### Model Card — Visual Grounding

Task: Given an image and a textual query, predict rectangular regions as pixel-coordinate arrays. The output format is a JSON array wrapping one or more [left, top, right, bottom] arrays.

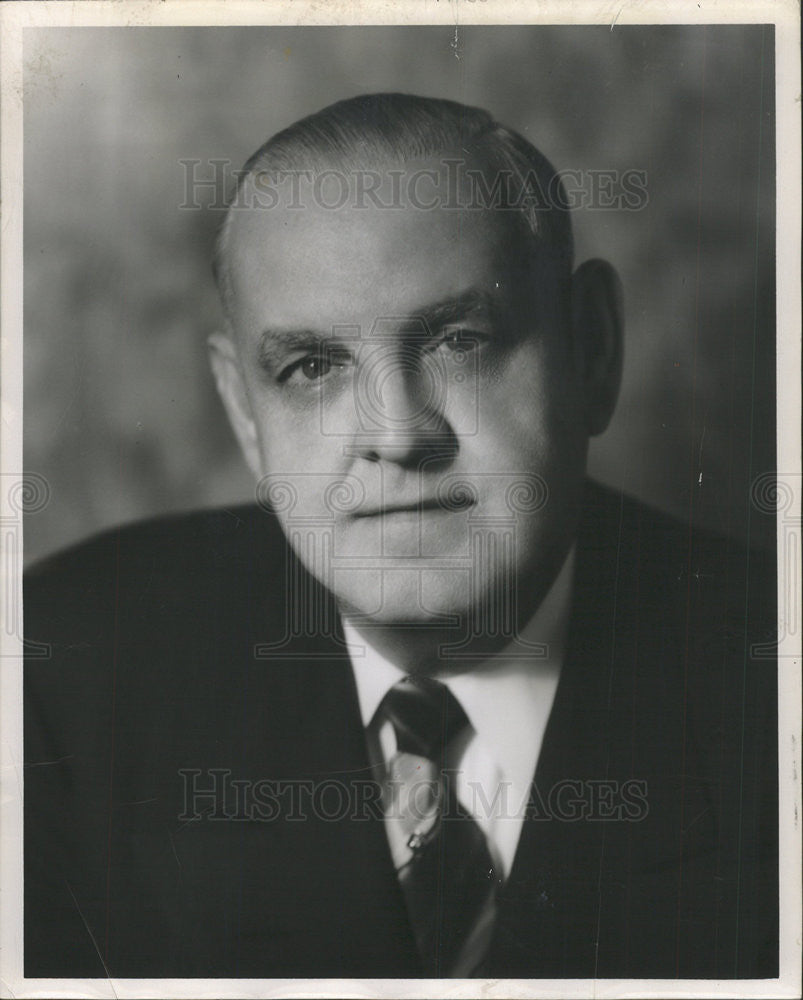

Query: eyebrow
[[407, 287, 501, 334], [256, 287, 502, 371], [257, 329, 326, 371]]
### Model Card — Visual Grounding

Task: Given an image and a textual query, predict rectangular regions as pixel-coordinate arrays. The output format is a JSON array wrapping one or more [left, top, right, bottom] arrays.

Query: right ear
[[207, 329, 263, 480]]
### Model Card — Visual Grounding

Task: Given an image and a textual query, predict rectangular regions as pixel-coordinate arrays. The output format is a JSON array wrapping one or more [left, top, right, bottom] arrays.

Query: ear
[[208, 329, 263, 479], [569, 258, 624, 437]]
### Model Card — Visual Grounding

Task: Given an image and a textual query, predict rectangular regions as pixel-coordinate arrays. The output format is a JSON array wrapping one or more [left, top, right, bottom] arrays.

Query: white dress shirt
[[345, 546, 575, 880]]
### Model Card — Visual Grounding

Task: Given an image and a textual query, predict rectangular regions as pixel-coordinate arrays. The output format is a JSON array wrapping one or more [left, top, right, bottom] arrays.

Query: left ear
[[569, 258, 624, 436]]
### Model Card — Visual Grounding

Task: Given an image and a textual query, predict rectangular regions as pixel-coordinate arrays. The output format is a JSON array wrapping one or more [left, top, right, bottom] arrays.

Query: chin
[[330, 566, 476, 627]]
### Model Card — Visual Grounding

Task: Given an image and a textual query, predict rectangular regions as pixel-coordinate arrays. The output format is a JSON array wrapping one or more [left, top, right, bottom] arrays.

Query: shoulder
[[25, 502, 283, 586], [582, 479, 777, 775], [580, 478, 775, 621], [579, 478, 776, 728], [23, 505, 317, 815], [25, 504, 286, 630], [24, 504, 293, 743]]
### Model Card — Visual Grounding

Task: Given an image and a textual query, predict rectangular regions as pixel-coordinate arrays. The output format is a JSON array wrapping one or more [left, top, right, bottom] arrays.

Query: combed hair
[[213, 92, 573, 315]]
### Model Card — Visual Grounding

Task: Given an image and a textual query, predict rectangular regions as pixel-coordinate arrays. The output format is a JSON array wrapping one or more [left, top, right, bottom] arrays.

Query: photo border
[[1, 2, 799, 997]]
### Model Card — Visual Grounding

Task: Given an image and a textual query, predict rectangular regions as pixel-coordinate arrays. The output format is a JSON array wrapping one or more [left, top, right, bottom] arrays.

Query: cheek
[[248, 395, 358, 527], [248, 391, 326, 472], [474, 343, 570, 457], [462, 342, 587, 520]]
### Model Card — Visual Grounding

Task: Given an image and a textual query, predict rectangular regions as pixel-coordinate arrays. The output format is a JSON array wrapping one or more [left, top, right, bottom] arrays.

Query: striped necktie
[[378, 675, 499, 976]]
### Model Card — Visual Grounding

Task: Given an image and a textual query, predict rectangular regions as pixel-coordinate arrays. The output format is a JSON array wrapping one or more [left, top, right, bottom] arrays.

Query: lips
[[353, 497, 473, 518]]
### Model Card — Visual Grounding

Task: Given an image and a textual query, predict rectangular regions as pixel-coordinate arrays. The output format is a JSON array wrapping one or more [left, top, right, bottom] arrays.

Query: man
[[24, 93, 777, 980]]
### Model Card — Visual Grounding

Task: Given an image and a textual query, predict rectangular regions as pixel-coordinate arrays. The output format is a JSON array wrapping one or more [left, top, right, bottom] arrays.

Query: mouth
[[353, 497, 474, 518]]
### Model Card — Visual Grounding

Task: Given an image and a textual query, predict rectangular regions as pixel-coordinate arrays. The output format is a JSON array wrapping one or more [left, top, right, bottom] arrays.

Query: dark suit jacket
[[24, 480, 778, 979]]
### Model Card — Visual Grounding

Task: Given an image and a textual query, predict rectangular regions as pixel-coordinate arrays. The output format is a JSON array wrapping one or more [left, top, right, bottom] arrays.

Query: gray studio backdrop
[[23, 25, 775, 565]]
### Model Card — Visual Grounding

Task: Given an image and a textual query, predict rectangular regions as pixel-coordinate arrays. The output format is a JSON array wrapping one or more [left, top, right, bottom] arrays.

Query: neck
[[340, 622, 502, 676]]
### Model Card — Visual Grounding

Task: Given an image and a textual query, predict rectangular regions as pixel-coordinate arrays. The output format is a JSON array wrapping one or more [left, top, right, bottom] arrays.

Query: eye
[[298, 354, 331, 380], [436, 327, 489, 353], [281, 346, 353, 384]]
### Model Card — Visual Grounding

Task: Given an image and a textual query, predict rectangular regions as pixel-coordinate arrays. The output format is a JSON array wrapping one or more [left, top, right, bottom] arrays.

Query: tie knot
[[379, 675, 470, 761]]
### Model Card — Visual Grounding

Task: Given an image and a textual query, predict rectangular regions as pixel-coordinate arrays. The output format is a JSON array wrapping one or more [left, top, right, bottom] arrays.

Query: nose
[[354, 345, 457, 468]]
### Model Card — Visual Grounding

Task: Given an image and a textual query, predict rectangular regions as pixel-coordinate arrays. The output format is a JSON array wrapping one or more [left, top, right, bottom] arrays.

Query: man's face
[[216, 158, 591, 639]]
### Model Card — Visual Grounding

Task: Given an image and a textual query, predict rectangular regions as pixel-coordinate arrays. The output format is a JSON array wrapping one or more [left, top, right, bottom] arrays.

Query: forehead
[[225, 158, 533, 336]]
